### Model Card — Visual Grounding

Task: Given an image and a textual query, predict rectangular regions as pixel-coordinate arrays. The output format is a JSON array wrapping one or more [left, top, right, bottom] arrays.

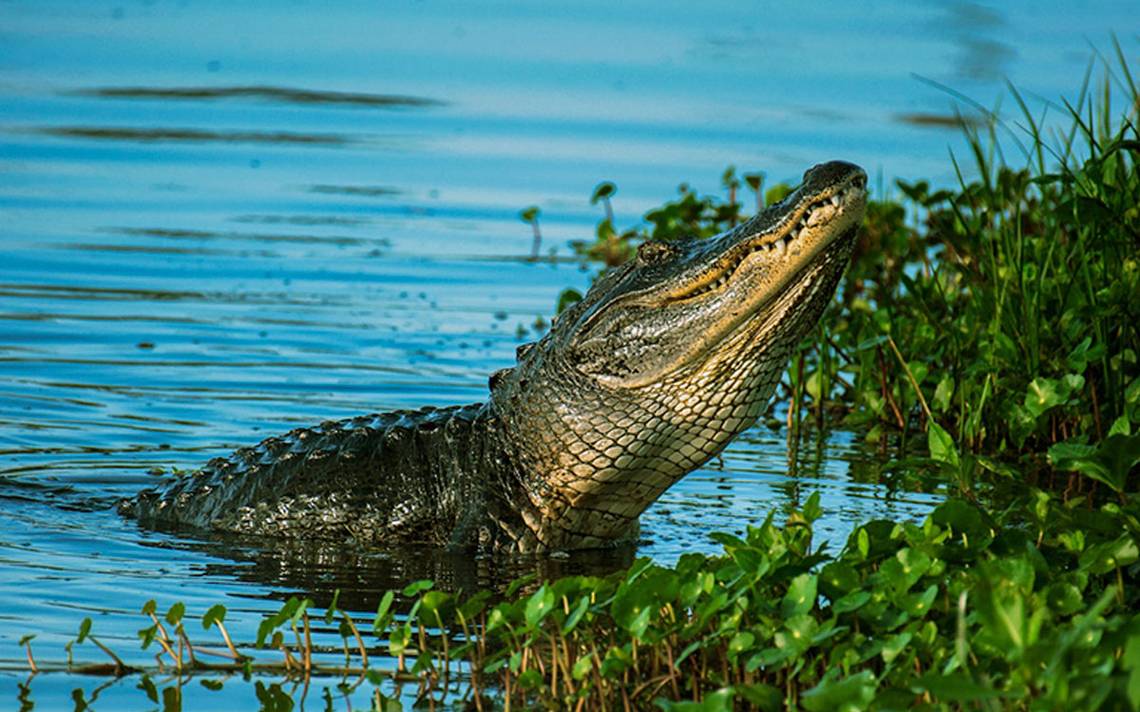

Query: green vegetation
[[37, 491, 1140, 710], [24, 49, 1140, 710]]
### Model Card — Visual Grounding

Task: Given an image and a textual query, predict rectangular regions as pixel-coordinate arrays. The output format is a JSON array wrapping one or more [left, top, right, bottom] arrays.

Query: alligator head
[[490, 160, 867, 551]]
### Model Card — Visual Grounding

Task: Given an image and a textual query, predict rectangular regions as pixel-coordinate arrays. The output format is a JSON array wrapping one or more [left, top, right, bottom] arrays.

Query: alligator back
[[124, 403, 495, 546]]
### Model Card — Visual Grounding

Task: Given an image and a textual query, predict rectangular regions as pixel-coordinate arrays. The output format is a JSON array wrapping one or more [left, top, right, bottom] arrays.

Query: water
[[0, 1, 1130, 707]]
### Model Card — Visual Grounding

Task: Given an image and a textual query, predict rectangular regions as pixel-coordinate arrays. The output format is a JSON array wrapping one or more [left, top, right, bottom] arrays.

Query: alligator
[[123, 160, 867, 553]]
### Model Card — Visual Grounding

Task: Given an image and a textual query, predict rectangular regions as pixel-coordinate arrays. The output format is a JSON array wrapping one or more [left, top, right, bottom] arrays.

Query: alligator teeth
[[829, 194, 841, 206], [773, 238, 787, 258]]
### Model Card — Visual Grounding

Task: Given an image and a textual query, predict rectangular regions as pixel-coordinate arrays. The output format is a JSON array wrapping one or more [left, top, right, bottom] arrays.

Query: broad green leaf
[[571, 653, 594, 680], [563, 596, 590, 634], [524, 585, 555, 629], [165, 602, 185, 626], [932, 375, 954, 412], [201, 604, 226, 630], [402, 579, 434, 597], [801, 670, 877, 712], [928, 421, 960, 468], [833, 590, 871, 613], [781, 573, 818, 617], [912, 672, 1001, 701], [881, 632, 913, 664]]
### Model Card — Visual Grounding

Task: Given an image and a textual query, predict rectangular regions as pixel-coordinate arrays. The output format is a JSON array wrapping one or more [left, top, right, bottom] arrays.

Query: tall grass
[[783, 43, 1140, 498]]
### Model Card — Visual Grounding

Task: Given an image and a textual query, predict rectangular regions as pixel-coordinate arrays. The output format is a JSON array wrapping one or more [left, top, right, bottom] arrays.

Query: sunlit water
[[0, 1, 1131, 708]]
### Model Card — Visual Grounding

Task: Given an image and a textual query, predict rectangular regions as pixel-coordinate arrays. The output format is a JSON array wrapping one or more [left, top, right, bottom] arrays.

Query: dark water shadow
[[307, 184, 401, 198], [35, 126, 355, 146], [894, 112, 983, 129], [104, 226, 391, 248], [133, 520, 637, 613], [935, 2, 1017, 82], [231, 214, 372, 226], [71, 85, 446, 110]]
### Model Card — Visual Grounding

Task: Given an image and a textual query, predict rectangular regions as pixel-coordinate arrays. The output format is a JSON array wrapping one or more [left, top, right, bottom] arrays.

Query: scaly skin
[[124, 160, 868, 553]]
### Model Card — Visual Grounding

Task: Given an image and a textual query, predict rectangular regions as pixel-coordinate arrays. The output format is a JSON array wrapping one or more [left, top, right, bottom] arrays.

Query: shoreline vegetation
[[20, 48, 1140, 710]]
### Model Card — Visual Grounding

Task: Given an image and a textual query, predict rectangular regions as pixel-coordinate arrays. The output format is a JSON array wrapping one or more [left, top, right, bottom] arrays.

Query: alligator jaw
[[664, 166, 866, 303], [573, 161, 867, 390]]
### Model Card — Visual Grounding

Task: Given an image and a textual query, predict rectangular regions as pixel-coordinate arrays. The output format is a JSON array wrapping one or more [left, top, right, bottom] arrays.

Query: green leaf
[[563, 596, 590, 634], [881, 632, 913, 663], [856, 528, 870, 558], [373, 590, 395, 635], [139, 675, 159, 702], [505, 573, 536, 598], [418, 590, 452, 625], [202, 604, 226, 630], [801, 670, 877, 711], [912, 672, 1001, 701], [519, 206, 540, 222], [402, 579, 434, 597], [1044, 582, 1084, 616], [517, 668, 543, 690], [524, 585, 555, 629], [1078, 534, 1140, 574], [388, 622, 411, 656], [803, 491, 823, 522], [590, 181, 616, 204], [781, 573, 818, 617], [727, 631, 756, 660], [764, 183, 793, 207], [1123, 635, 1140, 709], [928, 421, 960, 468], [832, 590, 871, 613], [77, 617, 92, 644], [571, 653, 594, 681], [1024, 375, 1083, 418], [819, 562, 860, 598], [931, 375, 954, 412], [880, 548, 933, 593], [323, 589, 341, 624], [899, 584, 938, 616], [735, 682, 781, 711], [556, 288, 583, 314], [656, 688, 735, 711], [1049, 432, 1140, 493], [165, 602, 185, 626]]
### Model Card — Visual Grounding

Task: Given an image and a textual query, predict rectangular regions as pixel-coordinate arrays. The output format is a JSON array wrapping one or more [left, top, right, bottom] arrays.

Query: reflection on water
[[0, 0, 1129, 706], [306, 184, 401, 197], [940, 2, 1017, 81], [74, 85, 446, 109], [37, 126, 356, 145]]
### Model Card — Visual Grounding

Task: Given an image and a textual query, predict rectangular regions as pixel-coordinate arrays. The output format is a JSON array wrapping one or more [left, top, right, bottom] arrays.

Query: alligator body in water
[[124, 160, 867, 553]]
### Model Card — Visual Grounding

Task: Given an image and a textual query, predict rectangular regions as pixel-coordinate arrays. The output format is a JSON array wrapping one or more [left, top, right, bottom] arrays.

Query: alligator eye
[[636, 240, 677, 263]]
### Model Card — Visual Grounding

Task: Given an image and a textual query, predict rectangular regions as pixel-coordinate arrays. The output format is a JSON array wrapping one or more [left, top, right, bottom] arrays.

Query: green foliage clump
[[46, 492, 1140, 711]]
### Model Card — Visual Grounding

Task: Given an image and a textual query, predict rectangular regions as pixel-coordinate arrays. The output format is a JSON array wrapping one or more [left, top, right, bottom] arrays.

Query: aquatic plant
[[29, 490, 1140, 710]]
